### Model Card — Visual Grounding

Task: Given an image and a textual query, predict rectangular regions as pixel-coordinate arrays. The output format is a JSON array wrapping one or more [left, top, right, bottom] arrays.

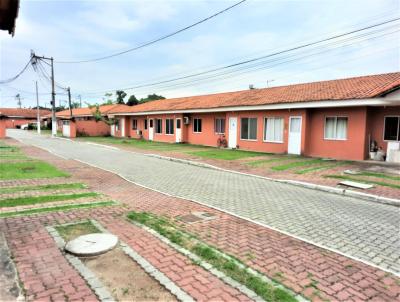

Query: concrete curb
[[89, 220, 195, 302], [128, 219, 307, 302], [130, 150, 400, 207]]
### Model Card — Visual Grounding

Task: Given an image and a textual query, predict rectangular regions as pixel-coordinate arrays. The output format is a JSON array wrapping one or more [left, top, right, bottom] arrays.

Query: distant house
[[0, 108, 50, 128], [51, 104, 129, 137], [107, 72, 400, 161]]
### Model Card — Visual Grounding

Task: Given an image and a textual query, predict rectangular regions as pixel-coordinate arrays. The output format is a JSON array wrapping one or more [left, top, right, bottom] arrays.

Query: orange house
[[0, 108, 50, 128], [52, 104, 129, 137], [108, 73, 400, 161]]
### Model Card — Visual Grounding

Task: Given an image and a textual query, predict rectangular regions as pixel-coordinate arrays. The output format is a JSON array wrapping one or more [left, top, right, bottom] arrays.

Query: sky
[[0, 0, 399, 108]]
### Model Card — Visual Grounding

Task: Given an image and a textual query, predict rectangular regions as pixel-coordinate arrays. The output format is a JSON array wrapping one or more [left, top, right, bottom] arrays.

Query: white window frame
[[132, 119, 137, 130], [165, 118, 174, 135], [240, 117, 258, 141], [383, 116, 400, 141], [155, 119, 163, 134], [215, 118, 225, 134], [193, 118, 202, 133], [263, 117, 284, 143], [324, 116, 348, 141]]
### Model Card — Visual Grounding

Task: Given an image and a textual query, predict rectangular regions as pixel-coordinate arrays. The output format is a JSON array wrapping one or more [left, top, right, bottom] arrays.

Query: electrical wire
[[56, 0, 247, 63], [0, 58, 32, 84]]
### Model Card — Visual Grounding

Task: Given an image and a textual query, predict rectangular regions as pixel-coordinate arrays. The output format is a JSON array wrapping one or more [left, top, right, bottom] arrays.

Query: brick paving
[[3, 137, 399, 301], [9, 130, 400, 275]]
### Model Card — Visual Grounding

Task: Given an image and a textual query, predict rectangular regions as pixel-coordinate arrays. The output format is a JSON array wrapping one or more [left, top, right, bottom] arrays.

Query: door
[[228, 117, 237, 148], [288, 116, 302, 155], [120, 117, 125, 137], [62, 121, 70, 137], [149, 119, 154, 141], [176, 118, 182, 143]]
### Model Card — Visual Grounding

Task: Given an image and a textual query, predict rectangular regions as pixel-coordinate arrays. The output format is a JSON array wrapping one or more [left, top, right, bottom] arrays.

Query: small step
[[339, 180, 374, 189]]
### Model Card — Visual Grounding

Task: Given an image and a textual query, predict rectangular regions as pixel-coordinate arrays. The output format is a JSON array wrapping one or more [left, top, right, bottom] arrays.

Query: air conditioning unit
[[183, 116, 190, 125]]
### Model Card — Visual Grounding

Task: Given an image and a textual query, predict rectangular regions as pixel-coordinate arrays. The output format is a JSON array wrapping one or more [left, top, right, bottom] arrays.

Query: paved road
[[9, 130, 400, 275]]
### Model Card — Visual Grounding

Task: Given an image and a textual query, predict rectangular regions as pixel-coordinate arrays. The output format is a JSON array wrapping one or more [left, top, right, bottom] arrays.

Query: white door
[[228, 117, 237, 149], [288, 116, 302, 155], [176, 118, 182, 143], [62, 121, 70, 137], [149, 119, 154, 141], [120, 117, 125, 137], [110, 124, 115, 136]]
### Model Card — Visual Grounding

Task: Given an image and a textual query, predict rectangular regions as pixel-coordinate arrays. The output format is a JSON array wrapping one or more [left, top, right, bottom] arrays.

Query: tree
[[140, 93, 165, 103], [102, 92, 113, 105], [71, 102, 80, 109], [116, 90, 127, 104], [126, 94, 139, 106]]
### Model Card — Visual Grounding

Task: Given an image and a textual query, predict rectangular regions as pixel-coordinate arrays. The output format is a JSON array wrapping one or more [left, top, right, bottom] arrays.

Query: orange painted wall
[[5, 118, 36, 128], [76, 119, 110, 136], [185, 113, 226, 147], [0, 119, 6, 138], [305, 107, 368, 160], [366, 106, 400, 152]]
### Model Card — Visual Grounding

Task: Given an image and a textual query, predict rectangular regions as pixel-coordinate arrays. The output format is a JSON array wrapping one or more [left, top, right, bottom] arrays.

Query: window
[[384, 116, 400, 141], [215, 118, 225, 134], [176, 119, 181, 129], [241, 118, 257, 140], [324, 117, 348, 140], [155, 119, 162, 134], [144, 119, 148, 130], [193, 118, 202, 133], [264, 117, 284, 142], [132, 119, 137, 130], [115, 119, 120, 131], [166, 119, 174, 135]]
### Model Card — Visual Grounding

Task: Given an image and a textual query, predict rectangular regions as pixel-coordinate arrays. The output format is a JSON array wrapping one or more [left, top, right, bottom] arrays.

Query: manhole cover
[[178, 214, 204, 223], [65, 233, 118, 257]]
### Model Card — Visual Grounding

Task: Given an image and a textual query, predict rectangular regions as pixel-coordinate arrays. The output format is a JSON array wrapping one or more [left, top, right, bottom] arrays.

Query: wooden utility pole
[[67, 87, 72, 117], [35, 81, 41, 134]]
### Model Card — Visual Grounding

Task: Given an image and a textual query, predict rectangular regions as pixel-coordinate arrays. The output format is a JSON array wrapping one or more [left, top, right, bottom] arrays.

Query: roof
[[55, 104, 129, 118], [109, 72, 400, 115], [0, 108, 50, 118]]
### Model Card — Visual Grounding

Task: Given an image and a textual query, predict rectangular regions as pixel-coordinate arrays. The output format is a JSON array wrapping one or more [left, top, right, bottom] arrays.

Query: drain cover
[[65, 233, 118, 257], [178, 212, 216, 223]]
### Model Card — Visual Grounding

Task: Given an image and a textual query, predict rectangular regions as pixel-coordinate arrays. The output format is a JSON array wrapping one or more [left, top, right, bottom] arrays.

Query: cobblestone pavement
[[3, 138, 400, 301], [9, 130, 400, 276]]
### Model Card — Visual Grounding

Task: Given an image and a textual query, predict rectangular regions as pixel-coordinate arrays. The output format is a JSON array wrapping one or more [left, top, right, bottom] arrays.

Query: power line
[[77, 17, 400, 95], [0, 58, 32, 84], [56, 0, 247, 64]]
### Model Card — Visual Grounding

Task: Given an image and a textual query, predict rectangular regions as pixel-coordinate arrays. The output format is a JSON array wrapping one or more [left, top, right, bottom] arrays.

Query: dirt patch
[[56, 221, 100, 242], [83, 247, 177, 301]]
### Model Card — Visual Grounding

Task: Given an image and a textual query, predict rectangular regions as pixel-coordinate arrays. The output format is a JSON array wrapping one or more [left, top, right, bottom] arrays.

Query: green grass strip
[[0, 183, 87, 194], [325, 175, 400, 189], [0, 201, 115, 218], [127, 211, 297, 302], [294, 164, 340, 174], [0, 161, 69, 180], [0, 192, 99, 208], [188, 149, 268, 160], [270, 159, 330, 171], [357, 171, 400, 181]]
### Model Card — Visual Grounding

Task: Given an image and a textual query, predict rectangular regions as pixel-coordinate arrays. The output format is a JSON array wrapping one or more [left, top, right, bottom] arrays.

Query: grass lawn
[[0, 192, 98, 208], [0, 183, 86, 194], [128, 211, 297, 302], [55, 220, 100, 241], [0, 161, 68, 180], [325, 175, 400, 189], [0, 201, 115, 218], [188, 149, 269, 160], [270, 159, 334, 171]]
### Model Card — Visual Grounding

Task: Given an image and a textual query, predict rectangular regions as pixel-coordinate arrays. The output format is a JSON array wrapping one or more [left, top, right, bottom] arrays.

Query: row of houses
[[3, 72, 400, 162]]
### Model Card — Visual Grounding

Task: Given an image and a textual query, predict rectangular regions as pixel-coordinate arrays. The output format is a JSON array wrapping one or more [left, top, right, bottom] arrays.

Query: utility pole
[[35, 81, 41, 135], [15, 94, 21, 108], [78, 95, 82, 108], [67, 87, 72, 117], [31, 52, 57, 137]]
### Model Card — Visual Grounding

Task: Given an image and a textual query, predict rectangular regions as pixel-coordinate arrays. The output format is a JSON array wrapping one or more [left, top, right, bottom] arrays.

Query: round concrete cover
[[65, 233, 118, 257]]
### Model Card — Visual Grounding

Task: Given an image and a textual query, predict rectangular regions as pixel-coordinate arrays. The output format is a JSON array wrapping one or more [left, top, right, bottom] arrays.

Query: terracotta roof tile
[[109, 72, 400, 114], [55, 104, 129, 118], [0, 108, 50, 118]]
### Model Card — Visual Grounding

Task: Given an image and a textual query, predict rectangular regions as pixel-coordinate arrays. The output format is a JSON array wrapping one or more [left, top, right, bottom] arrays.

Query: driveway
[[8, 129, 400, 275]]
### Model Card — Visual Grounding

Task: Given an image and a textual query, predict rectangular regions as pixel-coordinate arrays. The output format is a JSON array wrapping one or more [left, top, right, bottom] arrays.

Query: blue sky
[[0, 0, 399, 108]]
